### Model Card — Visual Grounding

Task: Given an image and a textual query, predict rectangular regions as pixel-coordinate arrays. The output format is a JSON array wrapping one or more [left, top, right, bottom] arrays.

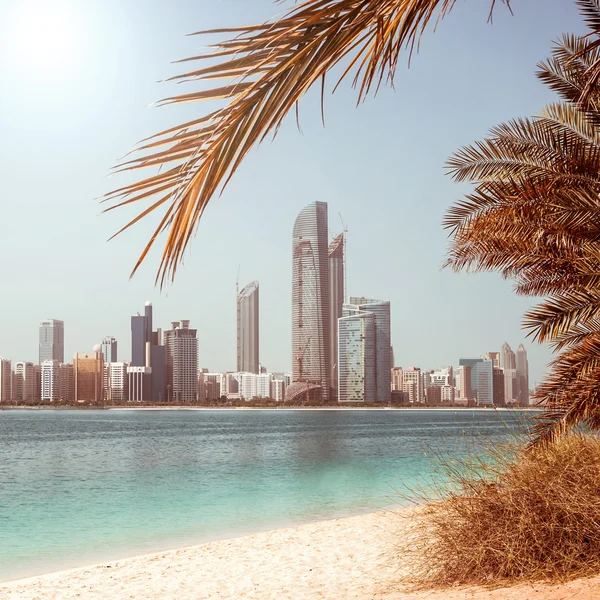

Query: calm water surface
[[0, 409, 530, 580]]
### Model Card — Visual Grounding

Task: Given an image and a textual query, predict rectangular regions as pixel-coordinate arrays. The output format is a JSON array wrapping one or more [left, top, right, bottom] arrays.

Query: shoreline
[[2, 509, 599, 600], [0, 405, 543, 411]]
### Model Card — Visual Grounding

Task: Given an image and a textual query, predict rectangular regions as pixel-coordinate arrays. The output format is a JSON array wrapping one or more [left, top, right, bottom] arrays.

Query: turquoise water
[[0, 409, 529, 580]]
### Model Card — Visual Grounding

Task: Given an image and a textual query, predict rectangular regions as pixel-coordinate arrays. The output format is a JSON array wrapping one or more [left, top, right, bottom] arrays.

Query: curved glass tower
[[291, 201, 330, 401], [237, 281, 260, 374]]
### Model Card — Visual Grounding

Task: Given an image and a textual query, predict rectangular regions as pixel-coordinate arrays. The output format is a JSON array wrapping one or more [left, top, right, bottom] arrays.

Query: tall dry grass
[[407, 433, 600, 587]]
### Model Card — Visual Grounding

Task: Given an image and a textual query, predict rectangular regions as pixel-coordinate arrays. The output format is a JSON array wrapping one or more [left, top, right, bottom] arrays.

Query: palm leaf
[[104, 0, 511, 285]]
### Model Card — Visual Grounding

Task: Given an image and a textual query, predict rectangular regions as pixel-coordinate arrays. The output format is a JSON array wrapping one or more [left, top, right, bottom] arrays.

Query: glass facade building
[[337, 305, 376, 402], [349, 297, 391, 402], [290, 201, 331, 401], [39, 319, 64, 365]]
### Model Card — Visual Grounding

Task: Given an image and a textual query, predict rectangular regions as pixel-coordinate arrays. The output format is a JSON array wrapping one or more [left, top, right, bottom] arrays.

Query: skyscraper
[[329, 233, 345, 397], [237, 281, 259, 373], [130, 301, 166, 401], [289, 201, 331, 401], [337, 304, 376, 402], [516, 344, 530, 405], [74, 347, 104, 403], [101, 336, 118, 364], [164, 320, 198, 402], [13, 361, 35, 402], [0, 358, 12, 403], [501, 342, 516, 370], [349, 297, 391, 403], [131, 311, 147, 367], [39, 319, 64, 364]]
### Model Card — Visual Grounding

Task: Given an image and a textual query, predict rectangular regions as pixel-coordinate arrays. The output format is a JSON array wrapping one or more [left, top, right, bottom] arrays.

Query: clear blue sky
[[0, 0, 586, 386]]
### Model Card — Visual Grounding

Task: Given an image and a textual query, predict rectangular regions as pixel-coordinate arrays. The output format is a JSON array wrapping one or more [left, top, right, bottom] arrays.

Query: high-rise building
[[493, 367, 505, 406], [403, 367, 423, 403], [164, 320, 198, 402], [349, 297, 391, 403], [516, 344, 530, 406], [204, 373, 222, 400], [457, 364, 473, 402], [391, 367, 403, 391], [289, 201, 331, 402], [272, 379, 286, 401], [13, 361, 35, 402], [501, 342, 516, 370], [504, 368, 518, 403], [237, 281, 259, 374], [41, 360, 60, 402], [74, 348, 104, 403], [338, 304, 376, 402], [131, 302, 166, 401], [329, 233, 345, 398], [107, 362, 129, 403], [39, 319, 64, 364], [484, 352, 500, 369], [128, 366, 152, 402], [473, 360, 494, 405], [101, 337, 118, 364], [0, 358, 12, 403]]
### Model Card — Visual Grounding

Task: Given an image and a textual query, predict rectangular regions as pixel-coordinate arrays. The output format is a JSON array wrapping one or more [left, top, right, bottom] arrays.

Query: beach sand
[[1, 510, 599, 600]]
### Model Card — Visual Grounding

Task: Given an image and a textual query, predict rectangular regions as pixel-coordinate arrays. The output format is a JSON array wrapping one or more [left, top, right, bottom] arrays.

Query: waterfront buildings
[[349, 297, 391, 403], [329, 233, 345, 398], [106, 362, 129, 403], [128, 366, 152, 402], [289, 201, 331, 402], [337, 304, 376, 402], [237, 281, 259, 374], [516, 343, 530, 405], [501, 342, 516, 371], [457, 364, 473, 403], [130, 302, 166, 401], [484, 352, 500, 369], [13, 361, 34, 402], [0, 358, 11, 403], [473, 360, 494, 405], [74, 348, 104, 403], [164, 320, 198, 402], [391, 367, 403, 392], [402, 367, 424, 403], [41, 360, 70, 402], [101, 337, 118, 364], [39, 319, 64, 364], [203, 373, 222, 400]]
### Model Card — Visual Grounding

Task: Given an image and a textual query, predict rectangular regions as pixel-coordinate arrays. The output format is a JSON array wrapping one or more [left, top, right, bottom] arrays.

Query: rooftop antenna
[[339, 213, 348, 302]]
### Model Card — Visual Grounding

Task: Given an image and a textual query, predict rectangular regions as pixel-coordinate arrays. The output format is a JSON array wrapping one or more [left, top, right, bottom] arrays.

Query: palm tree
[[105, 0, 512, 285], [445, 2, 600, 443]]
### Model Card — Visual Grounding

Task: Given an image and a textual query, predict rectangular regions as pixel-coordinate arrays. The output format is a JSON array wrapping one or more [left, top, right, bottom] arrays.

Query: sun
[[5, 1, 85, 78]]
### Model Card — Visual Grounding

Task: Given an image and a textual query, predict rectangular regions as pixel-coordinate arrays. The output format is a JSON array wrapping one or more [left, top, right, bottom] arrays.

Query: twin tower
[[288, 201, 390, 403]]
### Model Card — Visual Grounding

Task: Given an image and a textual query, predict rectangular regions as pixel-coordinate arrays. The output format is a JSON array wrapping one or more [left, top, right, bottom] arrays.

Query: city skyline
[[0, 1, 578, 394]]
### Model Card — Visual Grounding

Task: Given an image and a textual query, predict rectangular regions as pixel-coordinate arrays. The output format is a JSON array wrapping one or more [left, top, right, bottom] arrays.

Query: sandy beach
[[1, 510, 599, 600]]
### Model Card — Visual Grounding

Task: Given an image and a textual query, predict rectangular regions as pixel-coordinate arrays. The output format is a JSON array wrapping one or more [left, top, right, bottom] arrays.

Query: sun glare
[[7, 1, 85, 78]]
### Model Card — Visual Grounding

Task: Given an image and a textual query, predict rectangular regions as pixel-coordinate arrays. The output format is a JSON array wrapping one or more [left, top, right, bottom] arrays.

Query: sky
[[0, 0, 587, 387]]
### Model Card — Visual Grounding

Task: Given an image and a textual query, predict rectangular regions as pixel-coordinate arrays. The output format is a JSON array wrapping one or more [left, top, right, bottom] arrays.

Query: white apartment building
[[272, 379, 286, 402], [107, 362, 129, 403]]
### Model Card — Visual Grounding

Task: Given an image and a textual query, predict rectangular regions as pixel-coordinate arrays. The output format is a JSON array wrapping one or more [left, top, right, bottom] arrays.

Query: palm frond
[[105, 0, 511, 285]]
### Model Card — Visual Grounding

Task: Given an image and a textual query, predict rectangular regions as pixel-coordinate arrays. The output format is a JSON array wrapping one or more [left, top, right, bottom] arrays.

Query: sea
[[0, 408, 532, 580]]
